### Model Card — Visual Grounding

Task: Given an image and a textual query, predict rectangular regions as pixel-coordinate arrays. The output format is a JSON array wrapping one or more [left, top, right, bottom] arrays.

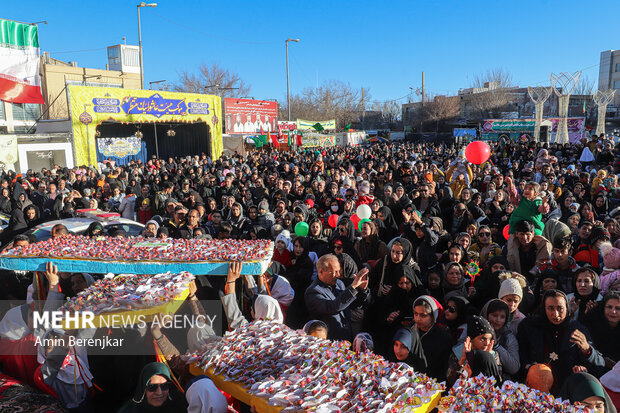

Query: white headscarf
[[275, 230, 293, 252], [600, 361, 620, 392], [269, 275, 295, 307], [0, 305, 30, 340], [37, 329, 94, 385], [253, 295, 283, 323], [187, 324, 216, 353], [186, 377, 228, 413], [352, 332, 375, 353]]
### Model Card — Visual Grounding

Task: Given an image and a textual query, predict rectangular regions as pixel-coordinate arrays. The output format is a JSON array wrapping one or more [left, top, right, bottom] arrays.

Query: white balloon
[[356, 204, 372, 220]]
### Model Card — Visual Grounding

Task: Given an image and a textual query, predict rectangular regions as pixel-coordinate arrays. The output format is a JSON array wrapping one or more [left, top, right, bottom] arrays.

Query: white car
[[23, 210, 145, 243]]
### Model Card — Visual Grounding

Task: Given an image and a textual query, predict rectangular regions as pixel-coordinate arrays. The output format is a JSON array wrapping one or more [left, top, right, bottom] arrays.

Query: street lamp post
[[285, 38, 299, 122], [137, 2, 157, 90], [149, 80, 166, 89]]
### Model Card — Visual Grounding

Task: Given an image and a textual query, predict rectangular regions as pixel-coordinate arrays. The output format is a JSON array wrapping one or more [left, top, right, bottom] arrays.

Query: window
[[122, 48, 140, 67], [615, 63, 620, 72], [107, 46, 120, 66], [11, 103, 40, 121], [0, 102, 4, 120], [614, 80, 620, 89]]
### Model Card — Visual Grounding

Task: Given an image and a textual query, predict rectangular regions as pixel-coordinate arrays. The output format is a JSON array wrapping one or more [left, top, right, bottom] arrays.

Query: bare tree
[[468, 68, 514, 118], [574, 75, 595, 96], [371, 101, 402, 126], [174, 63, 251, 97], [415, 95, 461, 132], [279, 80, 369, 128]]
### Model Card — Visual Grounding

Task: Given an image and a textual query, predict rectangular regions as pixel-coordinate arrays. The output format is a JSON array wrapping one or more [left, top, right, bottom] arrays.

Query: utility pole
[[361, 87, 365, 130], [422, 71, 425, 106]]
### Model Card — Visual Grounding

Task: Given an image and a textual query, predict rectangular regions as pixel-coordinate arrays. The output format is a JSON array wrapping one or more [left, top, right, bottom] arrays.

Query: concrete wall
[[41, 56, 141, 120]]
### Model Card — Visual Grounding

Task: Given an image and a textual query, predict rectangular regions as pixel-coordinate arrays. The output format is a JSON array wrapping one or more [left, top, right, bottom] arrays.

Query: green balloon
[[295, 221, 309, 236], [358, 218, 371, 231]]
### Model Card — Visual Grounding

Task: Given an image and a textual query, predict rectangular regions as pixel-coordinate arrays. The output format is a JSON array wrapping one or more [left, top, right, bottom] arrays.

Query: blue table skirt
[[0, 256, 271, 275]]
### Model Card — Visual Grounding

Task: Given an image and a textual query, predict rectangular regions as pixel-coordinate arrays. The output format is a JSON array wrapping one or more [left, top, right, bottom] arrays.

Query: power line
[[47, 47, 108, 54]]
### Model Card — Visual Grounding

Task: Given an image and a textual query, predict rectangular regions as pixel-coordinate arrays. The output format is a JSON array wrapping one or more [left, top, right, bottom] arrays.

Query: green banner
[[296, 119, 336, 130]]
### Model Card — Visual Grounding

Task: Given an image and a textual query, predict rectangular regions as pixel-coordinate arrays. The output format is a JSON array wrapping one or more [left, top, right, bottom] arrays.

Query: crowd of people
[[0, 135, 619, 412]]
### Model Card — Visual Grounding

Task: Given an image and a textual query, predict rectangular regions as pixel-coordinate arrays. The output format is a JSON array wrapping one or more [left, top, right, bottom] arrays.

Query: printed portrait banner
[[224, 98, 278, 134], [296, 119, 336, 131], [68, 85, 222, 166], [0, 134, 18, 167]]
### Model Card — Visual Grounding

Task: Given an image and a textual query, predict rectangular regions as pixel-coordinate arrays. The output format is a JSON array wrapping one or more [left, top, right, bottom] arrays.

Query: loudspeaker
[[540, 126, 549, 142]]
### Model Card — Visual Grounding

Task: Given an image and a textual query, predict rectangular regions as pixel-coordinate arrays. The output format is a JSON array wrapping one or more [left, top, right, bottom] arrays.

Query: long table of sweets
[[0, 238, 273, 275], [189, 364, 441, 413], [0, 256, 271, 275]]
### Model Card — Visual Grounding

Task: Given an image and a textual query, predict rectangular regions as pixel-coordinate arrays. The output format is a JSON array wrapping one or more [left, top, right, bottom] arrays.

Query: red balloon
[[328, 214, 339, 228], [350, 214, 361, 229], [503, 224, 510, 240], [465, 141, 491, 165]]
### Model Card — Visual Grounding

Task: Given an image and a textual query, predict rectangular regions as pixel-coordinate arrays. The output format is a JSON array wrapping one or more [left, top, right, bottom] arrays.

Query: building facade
[[598, 50, 620, 93]]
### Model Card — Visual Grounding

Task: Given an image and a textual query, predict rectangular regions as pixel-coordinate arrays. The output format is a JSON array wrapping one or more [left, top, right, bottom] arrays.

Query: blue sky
[[5, 0, 620, 104]]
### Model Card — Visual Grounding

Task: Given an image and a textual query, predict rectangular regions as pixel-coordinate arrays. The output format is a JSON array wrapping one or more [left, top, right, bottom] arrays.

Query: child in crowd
[[505, 177, 549, 236]]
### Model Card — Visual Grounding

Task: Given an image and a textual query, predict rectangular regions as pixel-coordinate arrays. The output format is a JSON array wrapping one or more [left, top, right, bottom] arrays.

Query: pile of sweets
[[187, 320, 444, 413], [58, 272, 194, 315], [438, 374, 585, 412], [2, 236, 273, 262]]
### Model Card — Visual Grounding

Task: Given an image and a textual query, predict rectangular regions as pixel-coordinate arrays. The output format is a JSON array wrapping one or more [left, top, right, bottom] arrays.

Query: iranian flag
[[0, 19, 44, 104]]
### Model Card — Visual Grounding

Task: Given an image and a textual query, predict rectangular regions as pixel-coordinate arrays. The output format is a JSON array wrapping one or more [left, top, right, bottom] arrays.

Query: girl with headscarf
[[222, 262, 286, 330], [86, 221, 105, 238], [480, 298, 521, 377], [0, 303, 39, 387], [23, 204, 41, 229], [442, 293, 470, 344], [355, 220, 389, 268], [447, 315, 501, 387], [38, 329, 97, 410], [469, 256, 509, 309], [303, 320, 328, 339], [370, 238, 423, 300], [441, 262, 469, 300], [560, 372, 617, 413], [594, 193, 610, 219], [308, 217, 330, 257], [0, 208, 28, 246], [352, 332, 374, 353], [257, 261, 295, 311], [0, 187, 11, 214], [227, 202, 246, 239], [185, 376, 228, 413], [583, 291, 620, 371], [568, 266, 602, 323], [117, 362, 187, 413], [390, 328, 427, 372], [377, 206, 399, 243], [273, 230, 294, 268], [284, 237, 315, 329], [376, 261, 428, 354]]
